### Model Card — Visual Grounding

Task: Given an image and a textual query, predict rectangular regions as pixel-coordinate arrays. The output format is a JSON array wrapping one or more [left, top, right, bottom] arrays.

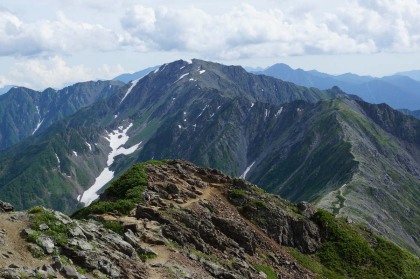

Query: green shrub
[[30, 209, 69, 246], [254, 265, 277, 279], [229, 188, 248, 199], [28, 206, 45, 214], [311, 209, 420, 278], [102, 220, 124, 235], [72, 161, 162, 218]]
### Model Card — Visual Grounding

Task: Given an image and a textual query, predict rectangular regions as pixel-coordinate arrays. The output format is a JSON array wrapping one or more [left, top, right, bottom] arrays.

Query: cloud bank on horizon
[[0, 0, 419, 89]]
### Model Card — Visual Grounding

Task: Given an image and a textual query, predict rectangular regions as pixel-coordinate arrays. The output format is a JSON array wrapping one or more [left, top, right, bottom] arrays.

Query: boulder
[[0, 200, 14, 212]]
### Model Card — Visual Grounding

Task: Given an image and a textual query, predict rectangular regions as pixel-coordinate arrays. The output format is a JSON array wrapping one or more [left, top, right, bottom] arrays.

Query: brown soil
[[0, 212, 55, 269]]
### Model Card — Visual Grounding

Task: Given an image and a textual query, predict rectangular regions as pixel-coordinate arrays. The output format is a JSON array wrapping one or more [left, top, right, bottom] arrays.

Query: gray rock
[[42, 264, 57, 277], [102, 233, 137, 259], [0, 200, 14, 212], [188, 253, 199, 261], [52, 256, 63, 271], [21, 228, 34, 238], [123, 229, 140, 248], [39, 235, 55, 254], [54, 211, 72, 224], [69, 226, 86, 239], [39, 223, 49, 231], [68, 238, 93, 251], [297, 202, 316, 218], [62, 265, 79, 278]]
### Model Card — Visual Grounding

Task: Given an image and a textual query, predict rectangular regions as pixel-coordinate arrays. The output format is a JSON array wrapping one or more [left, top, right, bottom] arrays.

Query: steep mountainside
[[0, 80, 124, 150], [0, 59, 341, 212], [258, 63, 420, 110], [0, 59, 418, 255], [1, 160, 418, 278]]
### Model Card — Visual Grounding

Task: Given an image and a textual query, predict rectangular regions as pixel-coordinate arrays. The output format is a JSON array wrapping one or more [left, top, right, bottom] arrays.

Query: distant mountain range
[[113, 66, 159, 83], [0, 59, 418, 255], [0, 85, 14, 95], [396, 70, 420, 81], [255, 64, 420, 111]]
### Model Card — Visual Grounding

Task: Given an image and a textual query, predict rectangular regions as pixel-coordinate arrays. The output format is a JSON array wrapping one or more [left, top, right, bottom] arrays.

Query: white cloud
[[2, 56, 126, 90], [120, 1, 420, 59], [0, 9, 122, 57]]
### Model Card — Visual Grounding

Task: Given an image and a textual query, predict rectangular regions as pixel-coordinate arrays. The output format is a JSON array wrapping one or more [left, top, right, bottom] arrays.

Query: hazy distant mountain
[[396, 70, 420, 82], [258, 64, 420, 110], [113, 66, 159, 83], [0, 59, 418, 255], [0, 85, 14, 95], [399, 108, 420, 120]]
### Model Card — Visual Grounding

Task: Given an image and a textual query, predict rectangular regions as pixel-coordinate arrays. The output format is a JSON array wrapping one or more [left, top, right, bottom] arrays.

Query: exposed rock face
[[0, 208, 148, 278], [2, 160, 416, 278], [0, 200, 13, 212], [0, 160, 318, 278]]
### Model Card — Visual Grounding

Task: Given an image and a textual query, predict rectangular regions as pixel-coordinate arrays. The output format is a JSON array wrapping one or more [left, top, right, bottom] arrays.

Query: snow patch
[[176, 73, 189, 82], [199, 70, 206, 74], [178, 125, 182, 129], [32, 106, 44, 135], [185, 59, 193, 64], [120, 78, 140, 104], [240, 161, 256, 179], [217, 106, 221, 110], [265, 109, 270, 118], [251, 103, 254, 108], [85, 142, 92, 151], [275, 107, 283, 117], [32, 119, 44, 135], [72, 151, 78, 157], [55, 153, 60, 164], [197, 105, 209, 118], [180, 66, 185, 70], [80, 123, 141, 206]]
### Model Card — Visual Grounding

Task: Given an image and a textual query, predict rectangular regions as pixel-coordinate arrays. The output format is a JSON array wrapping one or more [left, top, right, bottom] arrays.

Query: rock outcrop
[[0, 200, 13, 212], [1, 160, 418, 278]]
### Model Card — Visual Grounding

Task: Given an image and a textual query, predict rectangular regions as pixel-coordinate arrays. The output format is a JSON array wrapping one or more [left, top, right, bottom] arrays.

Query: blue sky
[[1, 0, 420, 90]]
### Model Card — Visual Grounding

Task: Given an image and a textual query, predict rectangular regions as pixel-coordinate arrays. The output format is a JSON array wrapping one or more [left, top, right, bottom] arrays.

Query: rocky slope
[[1, 160, 418, 279]]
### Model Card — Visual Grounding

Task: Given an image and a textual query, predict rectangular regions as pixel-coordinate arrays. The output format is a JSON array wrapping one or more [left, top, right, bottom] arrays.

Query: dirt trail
[[0, 212, 54, 270], [181, 184, 216, 208]]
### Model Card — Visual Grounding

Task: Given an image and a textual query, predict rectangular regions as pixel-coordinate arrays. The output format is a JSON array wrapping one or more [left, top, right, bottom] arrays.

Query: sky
[[0, 0, 420, 90]]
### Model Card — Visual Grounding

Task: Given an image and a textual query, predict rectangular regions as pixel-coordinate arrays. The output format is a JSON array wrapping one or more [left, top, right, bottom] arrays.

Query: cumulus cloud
[[120, 1, 420, 59], [0, 9, 122, 57], [2, 56, 126, 90]]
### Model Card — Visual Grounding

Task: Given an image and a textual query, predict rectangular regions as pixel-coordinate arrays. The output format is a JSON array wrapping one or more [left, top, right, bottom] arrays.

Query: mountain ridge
[[0, 80, 124, 150], [0, 59, 418, 255], [1, 160, 418, 278], [257, 63, 420, 111]]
